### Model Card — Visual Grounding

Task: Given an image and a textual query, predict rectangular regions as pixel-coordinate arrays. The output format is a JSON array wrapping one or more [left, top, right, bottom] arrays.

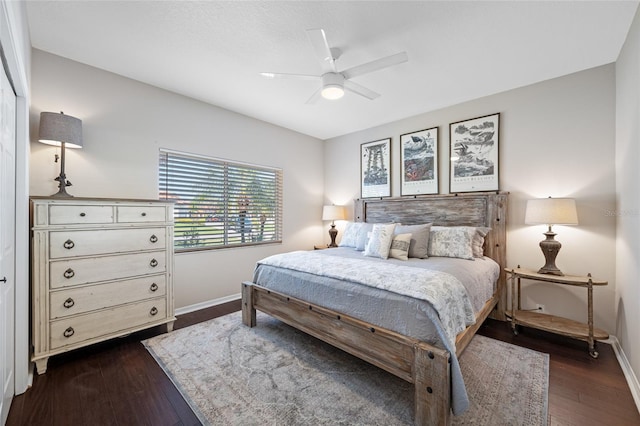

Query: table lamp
[[525, 197, 578, 276], [322, 205, 346, 247], [38, 111, 83, 197]]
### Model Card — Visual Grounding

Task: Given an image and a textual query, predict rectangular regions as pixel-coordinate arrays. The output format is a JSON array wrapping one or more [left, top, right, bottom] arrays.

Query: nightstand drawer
[[49, 298, 167, 349], [117, 206, 167, 223], [49, 228, 166, 258], [50, 251, 166, 289], [49, 205, 114, 225], [50, 275, 167, 319]]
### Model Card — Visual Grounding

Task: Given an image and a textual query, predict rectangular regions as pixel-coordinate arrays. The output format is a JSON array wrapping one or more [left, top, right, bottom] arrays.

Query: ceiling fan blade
[[341, 52, 408, 80], [344, 80, 380, 100], [306, 28, 337, 72], [305, 88, 322, 104], [260, 72, 319, 80]]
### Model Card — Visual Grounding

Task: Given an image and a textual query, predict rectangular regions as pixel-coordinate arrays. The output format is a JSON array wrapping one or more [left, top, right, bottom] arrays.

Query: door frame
[[1, 0, 32, 396]]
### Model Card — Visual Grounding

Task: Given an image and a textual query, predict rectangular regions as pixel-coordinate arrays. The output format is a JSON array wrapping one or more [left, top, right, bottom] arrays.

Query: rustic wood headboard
[[354, 191, 508, 319]]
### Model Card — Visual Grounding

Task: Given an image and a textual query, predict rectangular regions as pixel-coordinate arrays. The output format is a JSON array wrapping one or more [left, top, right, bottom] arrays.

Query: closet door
[[0, 60, 17, 425]]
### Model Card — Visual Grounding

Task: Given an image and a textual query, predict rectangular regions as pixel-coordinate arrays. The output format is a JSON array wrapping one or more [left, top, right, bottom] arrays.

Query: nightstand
[[505, 266, 609, 358]]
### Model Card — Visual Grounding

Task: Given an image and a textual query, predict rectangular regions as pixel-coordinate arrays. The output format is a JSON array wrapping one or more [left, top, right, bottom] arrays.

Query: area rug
[[143, 311, 549, 425]]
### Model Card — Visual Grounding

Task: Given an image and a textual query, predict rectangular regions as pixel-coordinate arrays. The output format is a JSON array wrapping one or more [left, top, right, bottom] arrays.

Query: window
[[159, 149, 283, 251]]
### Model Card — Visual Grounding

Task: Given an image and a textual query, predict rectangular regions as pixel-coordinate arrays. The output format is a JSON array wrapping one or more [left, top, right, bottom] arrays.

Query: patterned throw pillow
[[363, 223, 397, 259], [338, 222, 361, 248], [427, 226, 477, 260], [389, 233, 412, 261]]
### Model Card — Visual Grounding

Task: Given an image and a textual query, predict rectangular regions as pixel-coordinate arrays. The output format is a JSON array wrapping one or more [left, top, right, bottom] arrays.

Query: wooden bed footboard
[[243, 282, 459, 425]]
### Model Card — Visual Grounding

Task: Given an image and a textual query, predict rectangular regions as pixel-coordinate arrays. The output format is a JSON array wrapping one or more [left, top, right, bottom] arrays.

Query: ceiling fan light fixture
[[321, 84, 344, 100], [321, 72, 345, 100]]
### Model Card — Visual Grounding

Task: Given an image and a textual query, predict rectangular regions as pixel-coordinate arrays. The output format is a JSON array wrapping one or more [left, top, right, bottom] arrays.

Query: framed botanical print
[[361, 138, 391, 198], [449, 113, 500, 193], [400, 127, 438, 196]]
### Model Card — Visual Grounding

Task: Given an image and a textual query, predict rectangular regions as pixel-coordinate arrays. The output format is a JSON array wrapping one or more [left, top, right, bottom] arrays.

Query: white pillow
[[338, 222, 361, 248], [389, 233, 412, 261], [364, 223, 397, 259]]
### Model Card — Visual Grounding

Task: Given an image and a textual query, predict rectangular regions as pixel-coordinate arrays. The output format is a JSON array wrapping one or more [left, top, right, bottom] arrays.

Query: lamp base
[[51, 173, 74, 198], [328, 224, 338, 247], [537, 230, 564, 276]]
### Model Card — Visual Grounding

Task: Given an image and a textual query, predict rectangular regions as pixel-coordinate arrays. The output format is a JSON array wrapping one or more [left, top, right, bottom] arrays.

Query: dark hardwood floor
[[7, 301, 639, 426]]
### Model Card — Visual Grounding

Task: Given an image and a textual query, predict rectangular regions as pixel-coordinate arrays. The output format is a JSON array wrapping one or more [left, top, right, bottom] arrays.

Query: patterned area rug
[[143, 311, 549, 425]]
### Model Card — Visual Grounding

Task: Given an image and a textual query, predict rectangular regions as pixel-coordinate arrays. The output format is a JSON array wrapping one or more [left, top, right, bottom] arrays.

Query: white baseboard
[[174, 293, 241, 316], [606, 335, 640, 413]]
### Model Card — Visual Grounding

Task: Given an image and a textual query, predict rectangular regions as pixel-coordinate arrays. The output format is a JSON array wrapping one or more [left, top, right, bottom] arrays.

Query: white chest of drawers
[[30, 197, 176, 374]]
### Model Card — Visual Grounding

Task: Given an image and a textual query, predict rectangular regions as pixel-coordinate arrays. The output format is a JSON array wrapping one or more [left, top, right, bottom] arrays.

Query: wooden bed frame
[[242, 192, 508, 425]]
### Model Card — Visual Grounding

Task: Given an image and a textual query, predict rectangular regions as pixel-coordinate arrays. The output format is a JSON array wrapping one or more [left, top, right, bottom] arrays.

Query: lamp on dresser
[[322, 205, 346, 247], [525, 197, 578, 276], [38, 111, 83, 198]]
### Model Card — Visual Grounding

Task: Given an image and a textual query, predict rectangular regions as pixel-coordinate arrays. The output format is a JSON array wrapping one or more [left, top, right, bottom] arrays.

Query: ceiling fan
[[260, 28, 408, 103]]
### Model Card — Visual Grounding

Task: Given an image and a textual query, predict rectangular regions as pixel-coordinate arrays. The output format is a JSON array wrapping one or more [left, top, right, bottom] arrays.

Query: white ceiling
[[26, 1, 638, 140]]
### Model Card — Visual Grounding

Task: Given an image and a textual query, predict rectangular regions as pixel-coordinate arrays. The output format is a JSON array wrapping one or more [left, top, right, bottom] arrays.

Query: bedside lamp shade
[[38, 111, 83, 198], [525, 198, 578, 226], [525, 197, 578, 276], [322, 205, 346, 247], [322, 205, 346, 223]]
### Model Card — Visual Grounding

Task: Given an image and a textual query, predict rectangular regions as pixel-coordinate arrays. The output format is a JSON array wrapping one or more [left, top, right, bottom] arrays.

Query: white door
[[0, 61, 17, 425]]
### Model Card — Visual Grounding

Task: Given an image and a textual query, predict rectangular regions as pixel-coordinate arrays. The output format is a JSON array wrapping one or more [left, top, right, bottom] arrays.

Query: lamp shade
[[322, 205, 346, 221], [38, 112, 83, 149], [525, 197, 578, 226]]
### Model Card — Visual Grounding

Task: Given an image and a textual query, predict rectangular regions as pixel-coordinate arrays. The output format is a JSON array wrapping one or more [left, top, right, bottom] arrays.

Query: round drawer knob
[[150, 283, 158, 292], [150, 259, 158, 267], [150, 307, 158, 316], [63, 327, 75, 338], [79, 212, 86, 217], [63, 298, 75, 308], [149, 235, 158, 243], [141, 212, 147, 217], [63, 268, 75, 279], [63, 239, 75, 249]]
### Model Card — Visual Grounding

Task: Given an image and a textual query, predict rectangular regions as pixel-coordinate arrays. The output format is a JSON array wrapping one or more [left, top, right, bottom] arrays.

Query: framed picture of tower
[[361, 138, 391, 198]]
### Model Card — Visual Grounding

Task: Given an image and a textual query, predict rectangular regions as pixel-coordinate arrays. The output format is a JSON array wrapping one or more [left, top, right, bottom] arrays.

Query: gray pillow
[[394, 223, 432, 258]]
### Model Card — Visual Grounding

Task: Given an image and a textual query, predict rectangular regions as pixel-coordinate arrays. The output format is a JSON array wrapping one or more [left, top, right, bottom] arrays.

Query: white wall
[[29, 49, 325, 309], [615, 7, 640, 389], [325, 65, 618, 334]]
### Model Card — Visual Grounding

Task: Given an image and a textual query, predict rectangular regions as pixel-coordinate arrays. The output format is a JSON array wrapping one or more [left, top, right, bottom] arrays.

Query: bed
[[242, 192, 508, 425]]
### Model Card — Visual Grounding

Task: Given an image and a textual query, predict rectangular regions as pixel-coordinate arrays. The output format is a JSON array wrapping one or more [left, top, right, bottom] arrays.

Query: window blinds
[[159, 149, 283, 251]]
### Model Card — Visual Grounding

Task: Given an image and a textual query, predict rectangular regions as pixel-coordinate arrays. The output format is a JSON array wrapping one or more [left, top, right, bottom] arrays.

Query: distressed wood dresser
[[30, 197, 175, 374]]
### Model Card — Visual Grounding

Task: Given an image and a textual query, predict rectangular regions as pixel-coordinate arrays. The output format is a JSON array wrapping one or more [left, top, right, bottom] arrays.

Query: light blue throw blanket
[[258, 250, 476, 349]]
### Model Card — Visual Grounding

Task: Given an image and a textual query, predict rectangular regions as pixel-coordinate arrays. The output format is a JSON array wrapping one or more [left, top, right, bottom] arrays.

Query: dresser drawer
[[49, 205, 114, 225], [50, 228, 166, 259], [49, 298, 167, 350], [50, 275, 167, 319], [50, 251, 166, 289], [117, 206, 167, 223]]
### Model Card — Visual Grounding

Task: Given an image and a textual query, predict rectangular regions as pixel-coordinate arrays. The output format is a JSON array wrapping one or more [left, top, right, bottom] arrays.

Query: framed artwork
[[449, 113, 500, 193], [361, 138, 391, 198], [400, 127, 438, 196]]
